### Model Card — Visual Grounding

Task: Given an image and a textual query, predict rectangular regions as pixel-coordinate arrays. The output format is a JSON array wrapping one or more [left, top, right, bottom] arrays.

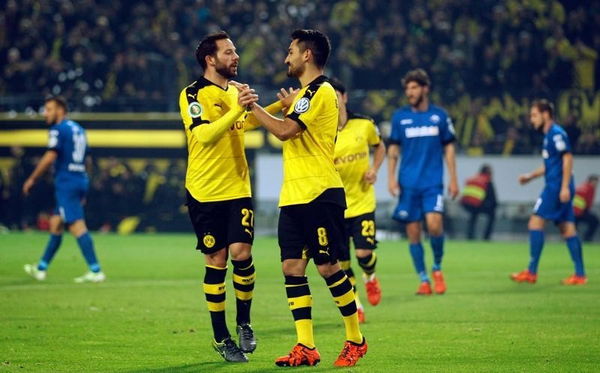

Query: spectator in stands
[[460, 164, 497, 240], [574, 175, 598, 242]]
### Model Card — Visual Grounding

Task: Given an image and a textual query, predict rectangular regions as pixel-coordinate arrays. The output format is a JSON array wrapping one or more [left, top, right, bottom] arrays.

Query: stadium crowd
[[2, 0, 598, 109]]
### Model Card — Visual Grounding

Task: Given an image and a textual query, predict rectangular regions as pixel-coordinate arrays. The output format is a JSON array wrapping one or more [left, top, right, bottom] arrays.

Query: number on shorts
[[241, 208, 254, 227], [361, 220, 375, 236], [317, 227, 329, 246]]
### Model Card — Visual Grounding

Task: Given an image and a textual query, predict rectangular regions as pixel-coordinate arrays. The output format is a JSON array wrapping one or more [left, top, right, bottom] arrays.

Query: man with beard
[[23, 97, 105, 283], [387, 69, 459, 296], [178, 31, 284, 363], [511, 99, 587, 285], [248, 29, 367, 367]]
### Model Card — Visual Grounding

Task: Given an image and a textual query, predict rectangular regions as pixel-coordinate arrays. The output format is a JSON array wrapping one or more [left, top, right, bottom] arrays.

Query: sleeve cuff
[[286, 113, 307, 130]]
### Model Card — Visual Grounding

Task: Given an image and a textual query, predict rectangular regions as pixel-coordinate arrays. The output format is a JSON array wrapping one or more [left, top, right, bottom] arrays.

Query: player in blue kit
[[511, 99, 586, 285], [23, 97, 105, 283], [387, 69, 459, 295]]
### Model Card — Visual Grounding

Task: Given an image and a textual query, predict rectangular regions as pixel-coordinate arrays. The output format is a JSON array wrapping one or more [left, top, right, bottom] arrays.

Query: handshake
[[230, 81, 298, 113]]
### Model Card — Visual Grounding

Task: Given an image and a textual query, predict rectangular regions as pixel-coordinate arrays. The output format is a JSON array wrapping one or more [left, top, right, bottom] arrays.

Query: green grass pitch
[[1, 232, 599, 372]]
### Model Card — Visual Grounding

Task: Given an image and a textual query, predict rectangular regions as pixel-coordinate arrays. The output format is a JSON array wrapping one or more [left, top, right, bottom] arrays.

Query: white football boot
[[24, 263, 47, 281], [74, 271, 106, 283]]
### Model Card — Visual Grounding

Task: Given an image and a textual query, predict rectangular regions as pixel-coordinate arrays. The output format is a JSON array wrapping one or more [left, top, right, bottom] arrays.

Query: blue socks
[[430, 235, 444, 271], [566, 236, 585, 276], [527, 230, 544, 274], [409, 242, 429, 282], [76, 232, 101, 273], [38, 234, 63, 271]]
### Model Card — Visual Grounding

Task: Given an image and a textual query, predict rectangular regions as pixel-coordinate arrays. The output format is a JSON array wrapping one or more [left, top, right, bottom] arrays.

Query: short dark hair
[[45, 96, 68, 112], [291, 29, 331, 68], [531, 99, 554, 118], [588, 174, 599, 183], [195, 31, 230, 70], [402, 68, 431, 88], [329, 77, 346, 94], [480, 164, 492, 175]]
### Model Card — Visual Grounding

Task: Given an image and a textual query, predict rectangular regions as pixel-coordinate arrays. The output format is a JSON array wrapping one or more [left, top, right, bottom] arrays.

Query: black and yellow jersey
[[179, 76, 251, 202], [280, 75, 344, 207], [334, 112, 381, 218]]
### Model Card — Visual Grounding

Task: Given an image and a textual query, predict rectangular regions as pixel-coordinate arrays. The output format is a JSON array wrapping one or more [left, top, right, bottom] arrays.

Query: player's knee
[[355, 248, 372, 258], [316, 262, 341, 278], [229, 243, 251, 261], [205, 248, 228, 267]]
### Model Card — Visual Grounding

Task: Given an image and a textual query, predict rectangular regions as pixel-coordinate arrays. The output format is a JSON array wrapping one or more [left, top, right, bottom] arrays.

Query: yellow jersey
[[179, 77, 251, 202], [280, 75, 344, 207], [334, 112, 381, 218]]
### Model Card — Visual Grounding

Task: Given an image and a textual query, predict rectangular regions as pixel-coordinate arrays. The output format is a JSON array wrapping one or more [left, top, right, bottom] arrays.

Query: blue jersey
[[542, 123, 573, 189], [48, 119, 88, 184], [389, 104, 456, 189]]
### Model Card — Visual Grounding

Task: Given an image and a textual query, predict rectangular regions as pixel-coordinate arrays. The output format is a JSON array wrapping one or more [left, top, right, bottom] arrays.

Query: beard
[[215, 61, 237, 79], [286, 63, 304, 78], [409, 93, 424, 108]]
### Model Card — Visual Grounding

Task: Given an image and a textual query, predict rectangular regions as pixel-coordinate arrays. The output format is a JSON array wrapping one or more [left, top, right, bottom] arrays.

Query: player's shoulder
[[347, 111, 375, 124], [551, 123, 567, 136], [181, 77, 215, 95], [428, 104, 449, 117], [311, 76, 335, 98], [391, 105, 412, 121]]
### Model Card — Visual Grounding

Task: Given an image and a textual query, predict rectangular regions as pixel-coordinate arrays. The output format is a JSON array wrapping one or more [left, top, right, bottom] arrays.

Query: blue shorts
[[54, 178, 89, 224], [392, 185, 444, 222], [533, 186, 575, 224]]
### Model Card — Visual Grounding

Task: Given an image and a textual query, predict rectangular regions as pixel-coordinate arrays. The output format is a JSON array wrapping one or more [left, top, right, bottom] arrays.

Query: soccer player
[[179, 31, 286, 363], [387, 69, 459, 295], [23, 97, 105, 283], [511, 100, 587, 285], [329, 78, 385, 323], [248, 30, 367, 367]]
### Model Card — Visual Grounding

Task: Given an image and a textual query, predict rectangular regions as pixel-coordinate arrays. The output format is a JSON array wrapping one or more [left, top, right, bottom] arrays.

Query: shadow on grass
[[125, 362, 338, 373]]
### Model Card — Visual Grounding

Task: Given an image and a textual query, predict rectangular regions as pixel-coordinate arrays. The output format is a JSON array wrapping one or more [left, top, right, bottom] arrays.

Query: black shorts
[[278, 201, 345, 265], [339, 211, 378, 262], [186, 191, 254, 254]]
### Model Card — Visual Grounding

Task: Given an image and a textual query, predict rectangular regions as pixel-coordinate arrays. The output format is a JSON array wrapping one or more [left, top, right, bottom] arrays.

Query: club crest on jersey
[[294, 97, 310, 114], [189, 102, 202, 118], [430, 114, 440, 123], [203, 234, 215, 248]]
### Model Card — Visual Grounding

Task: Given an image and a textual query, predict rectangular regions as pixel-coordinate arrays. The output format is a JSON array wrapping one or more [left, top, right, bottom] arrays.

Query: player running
[[330, 78, 385, 323], [511, 99, 586, 285], [387, 69, 459, 295], [23, 97, 105, 283], [249, 29, 367, 367]]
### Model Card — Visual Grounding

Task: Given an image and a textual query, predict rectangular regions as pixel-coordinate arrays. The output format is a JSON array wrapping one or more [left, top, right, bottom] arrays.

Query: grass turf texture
[[0, 233, 599, 372]]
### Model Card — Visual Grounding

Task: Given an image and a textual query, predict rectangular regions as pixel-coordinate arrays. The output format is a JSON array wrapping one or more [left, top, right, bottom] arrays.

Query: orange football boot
[[275, 344, 320, 367], [432, 270, 446, 294], [333, 338, 368, 367], [364, 275, 382, 306], [357, 307, 366, 324], [561, 274, 588, 285], [415, 281, 432, 295], [510, 269, 537, 283]]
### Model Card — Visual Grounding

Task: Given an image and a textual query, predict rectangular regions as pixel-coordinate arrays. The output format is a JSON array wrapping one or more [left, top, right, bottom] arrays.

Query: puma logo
[[245, 228, 253, 237], [187, 93, 197, 99], [318, 249, 329, 255], [307, 89, 315, 97], [367, 238, 375, 244]]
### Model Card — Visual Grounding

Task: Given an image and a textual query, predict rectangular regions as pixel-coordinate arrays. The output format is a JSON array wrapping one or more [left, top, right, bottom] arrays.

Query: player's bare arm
[[443, 142, 459, 199], [364, 141, 386, 184], [387, 144, 400, 196], [560, 152, 573, 202], [519, 165, 545, 185], [23, 150, 58, 196]]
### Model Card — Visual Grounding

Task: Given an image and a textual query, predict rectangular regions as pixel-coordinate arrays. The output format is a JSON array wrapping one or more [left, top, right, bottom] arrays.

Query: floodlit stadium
[[1, 1, 599, 371]]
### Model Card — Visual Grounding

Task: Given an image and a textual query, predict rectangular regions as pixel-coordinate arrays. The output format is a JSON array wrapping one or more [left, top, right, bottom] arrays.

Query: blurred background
[[0, 0, 598, 239]]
